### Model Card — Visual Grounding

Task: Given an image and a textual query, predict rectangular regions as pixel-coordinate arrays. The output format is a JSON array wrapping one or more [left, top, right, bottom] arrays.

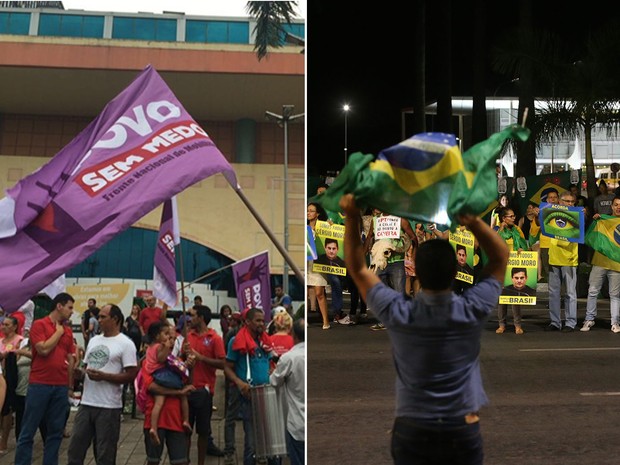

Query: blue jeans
[[15, 384, 69, 465], [286, 431, 304, 465], [391, 416, 483, 465], [325, 273, 343, 315], [379, 261, 406, 294], [585, 265, 620, 325], [548, 265, 577, 329]]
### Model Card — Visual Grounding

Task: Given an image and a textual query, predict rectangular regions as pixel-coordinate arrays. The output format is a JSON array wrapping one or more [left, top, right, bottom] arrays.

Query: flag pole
[[177, 239, 187, 316], [177, 262, 236, 292], [232, 185, 304, 286]]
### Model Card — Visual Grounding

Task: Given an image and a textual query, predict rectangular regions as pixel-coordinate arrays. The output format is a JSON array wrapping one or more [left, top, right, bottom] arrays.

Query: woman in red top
[[269, 312, 294, 370]]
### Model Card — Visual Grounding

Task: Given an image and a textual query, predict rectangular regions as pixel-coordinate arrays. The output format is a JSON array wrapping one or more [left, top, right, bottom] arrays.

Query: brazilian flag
[[585, 215, 620, 263], [313, 125, 529, 229]]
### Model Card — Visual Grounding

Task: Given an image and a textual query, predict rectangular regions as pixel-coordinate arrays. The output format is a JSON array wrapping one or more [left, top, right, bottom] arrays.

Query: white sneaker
[[580, 320, 595, 332], [337, 314, 352, 325], [611, 323, 620, 333]]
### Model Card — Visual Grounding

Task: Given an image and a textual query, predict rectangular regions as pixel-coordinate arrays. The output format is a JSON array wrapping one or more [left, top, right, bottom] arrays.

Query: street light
[[343, 104, 350, 166], [265, 105, 304, 296]]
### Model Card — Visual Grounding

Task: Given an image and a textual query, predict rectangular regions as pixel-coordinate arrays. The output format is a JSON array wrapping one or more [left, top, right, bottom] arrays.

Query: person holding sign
[[306, 202, 330, 330], [314, 238, 349, 325], [545, 191, 579, 332], [364, 211, 416, 330], [534, 188, 559, 281], [581, 196, 620, 332], [495, 208, 528, 335]]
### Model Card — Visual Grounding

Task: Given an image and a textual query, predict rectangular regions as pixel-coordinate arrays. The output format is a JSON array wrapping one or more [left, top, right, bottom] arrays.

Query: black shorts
[[188, 387, 213, 436], [144, 428, 188, 464]]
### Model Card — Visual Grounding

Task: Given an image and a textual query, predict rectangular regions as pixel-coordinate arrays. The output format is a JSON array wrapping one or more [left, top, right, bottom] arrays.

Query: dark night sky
[[306, 1, 620, 176]]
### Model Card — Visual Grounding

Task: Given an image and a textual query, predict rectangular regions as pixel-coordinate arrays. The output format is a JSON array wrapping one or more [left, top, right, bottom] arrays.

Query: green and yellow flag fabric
[[585, 215, 620, 263], [313, 126, 529, 229]]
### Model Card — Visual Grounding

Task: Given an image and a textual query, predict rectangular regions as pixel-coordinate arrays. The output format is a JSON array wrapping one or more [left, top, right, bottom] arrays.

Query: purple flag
[[0, 65, 237, 312], [153, 197, 180, 308], [232, 251, 272, 321]]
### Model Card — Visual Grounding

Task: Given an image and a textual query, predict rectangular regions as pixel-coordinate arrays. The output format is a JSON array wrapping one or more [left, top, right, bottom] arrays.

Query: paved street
[[0, 372, 276, 465], [308, 293, 620, 465]]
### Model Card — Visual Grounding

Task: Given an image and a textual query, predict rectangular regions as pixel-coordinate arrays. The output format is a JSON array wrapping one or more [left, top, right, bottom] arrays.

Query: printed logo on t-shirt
[[87, 344, 111, 369]]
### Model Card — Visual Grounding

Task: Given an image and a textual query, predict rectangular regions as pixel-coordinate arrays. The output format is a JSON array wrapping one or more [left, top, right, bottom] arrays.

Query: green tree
[[494, 11, 620, 195], [246, 1, 301, 61], [533, 23, 620, 201]]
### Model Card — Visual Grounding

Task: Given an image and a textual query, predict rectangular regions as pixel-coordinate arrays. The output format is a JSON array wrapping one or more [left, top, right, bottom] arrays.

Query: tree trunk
[[515, 0, 536, 177], [471, 0, 487, 144], [435, 1, 452, 134], [411, 0, 426, 133]]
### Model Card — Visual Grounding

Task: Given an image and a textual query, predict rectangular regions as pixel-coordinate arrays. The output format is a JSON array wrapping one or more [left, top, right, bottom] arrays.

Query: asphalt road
[[307, 296, 620, 465]]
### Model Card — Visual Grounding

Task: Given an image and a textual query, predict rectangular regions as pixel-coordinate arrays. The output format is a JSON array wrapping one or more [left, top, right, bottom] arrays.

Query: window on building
[[112, 17, 177, 41], [185, 20, 249, 44], [38, 13, 104, 38], [0, 11, 30, 35], [282, 23, 305, 42]]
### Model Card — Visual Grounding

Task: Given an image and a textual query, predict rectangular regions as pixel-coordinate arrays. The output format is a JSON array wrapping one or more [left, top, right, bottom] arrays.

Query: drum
[[250, 384, 287, 458]]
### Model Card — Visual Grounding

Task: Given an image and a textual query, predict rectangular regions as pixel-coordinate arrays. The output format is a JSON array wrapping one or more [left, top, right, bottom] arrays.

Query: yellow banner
[[456, 271, 474, 284], [499, 295, 536, 305], [66, 283, 134, 316], [312, 263, 346, 276]]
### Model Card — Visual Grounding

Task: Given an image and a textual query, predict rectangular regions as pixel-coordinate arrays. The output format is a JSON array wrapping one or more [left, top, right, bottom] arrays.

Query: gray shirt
[[270, 341, 305, 440]]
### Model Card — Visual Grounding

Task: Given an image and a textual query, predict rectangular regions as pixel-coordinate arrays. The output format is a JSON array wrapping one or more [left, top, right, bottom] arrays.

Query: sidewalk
[[1, 371, 287, 465]]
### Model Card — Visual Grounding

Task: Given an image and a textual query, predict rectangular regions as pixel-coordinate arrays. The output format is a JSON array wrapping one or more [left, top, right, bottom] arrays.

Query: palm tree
[[246, 1, 301, 61], [533, 23, 620, 201]]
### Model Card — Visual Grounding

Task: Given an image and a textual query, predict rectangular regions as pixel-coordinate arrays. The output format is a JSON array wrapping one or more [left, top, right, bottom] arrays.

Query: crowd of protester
[[309, 179, 620, 335], [0, 288, 305, 465]]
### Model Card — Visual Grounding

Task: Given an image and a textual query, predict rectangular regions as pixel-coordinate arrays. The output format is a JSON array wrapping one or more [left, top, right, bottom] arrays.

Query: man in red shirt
[[139, 295, 166, 337], [185, 304, 226, 465], [14, 292, 75, 465], [142, 365, 195, 465]]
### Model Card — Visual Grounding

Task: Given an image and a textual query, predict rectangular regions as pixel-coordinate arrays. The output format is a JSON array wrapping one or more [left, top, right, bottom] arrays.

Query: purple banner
[[232, 251, 272, 321], [0, 65, 237, 312], [153, 197, 179, 308]]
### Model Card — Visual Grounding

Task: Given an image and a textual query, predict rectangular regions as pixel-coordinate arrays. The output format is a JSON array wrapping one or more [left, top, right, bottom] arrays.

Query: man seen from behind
[[340, 194, 509, 465]]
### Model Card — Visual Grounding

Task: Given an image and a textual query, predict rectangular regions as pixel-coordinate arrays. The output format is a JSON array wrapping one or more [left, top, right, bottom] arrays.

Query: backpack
[[134, 369, 148, 414]]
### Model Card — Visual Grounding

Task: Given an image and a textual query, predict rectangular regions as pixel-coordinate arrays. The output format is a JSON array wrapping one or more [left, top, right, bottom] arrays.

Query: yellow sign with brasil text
[[449, 228, 475, 284], [499, 251, 538, 305], [312, 220, 346, 276]]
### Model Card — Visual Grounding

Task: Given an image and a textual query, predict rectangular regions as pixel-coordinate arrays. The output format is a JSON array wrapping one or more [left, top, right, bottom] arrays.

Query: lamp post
[[265, 105, 304, 296], [343, 104, 350, 166]]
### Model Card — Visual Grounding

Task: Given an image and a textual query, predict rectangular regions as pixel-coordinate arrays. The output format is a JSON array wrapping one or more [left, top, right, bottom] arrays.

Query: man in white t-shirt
[[67, 304, 138, 465]]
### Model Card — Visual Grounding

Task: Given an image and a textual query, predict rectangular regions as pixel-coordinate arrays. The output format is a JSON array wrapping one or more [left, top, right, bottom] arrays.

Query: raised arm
[[340, 194, 380, 301], [459, 214, 509, 283]]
